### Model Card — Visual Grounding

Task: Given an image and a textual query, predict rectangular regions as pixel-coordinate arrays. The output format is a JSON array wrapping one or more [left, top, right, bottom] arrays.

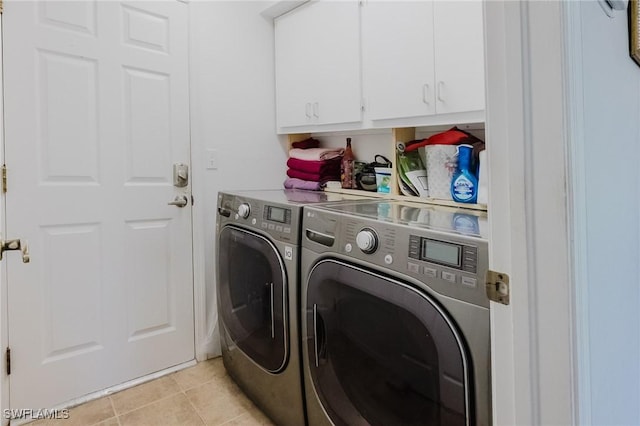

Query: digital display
[[268, 207, 287, 223], [421, 239, 461, 267]]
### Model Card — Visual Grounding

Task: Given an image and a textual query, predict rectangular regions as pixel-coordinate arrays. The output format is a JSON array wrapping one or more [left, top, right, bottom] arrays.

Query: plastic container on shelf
[[450, 144, 478, 203]]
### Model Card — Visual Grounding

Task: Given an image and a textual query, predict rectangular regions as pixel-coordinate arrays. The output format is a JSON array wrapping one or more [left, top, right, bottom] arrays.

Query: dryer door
[[306, 259, 471, 426], [218, 226, 288, 373]]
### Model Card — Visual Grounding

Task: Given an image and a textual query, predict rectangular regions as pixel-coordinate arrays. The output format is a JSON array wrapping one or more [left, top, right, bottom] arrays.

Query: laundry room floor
[[28, 358, 274, 426]]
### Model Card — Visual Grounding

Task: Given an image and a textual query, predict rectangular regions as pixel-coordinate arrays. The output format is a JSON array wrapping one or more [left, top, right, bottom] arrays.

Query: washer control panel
[[303, 205, 489, 308]]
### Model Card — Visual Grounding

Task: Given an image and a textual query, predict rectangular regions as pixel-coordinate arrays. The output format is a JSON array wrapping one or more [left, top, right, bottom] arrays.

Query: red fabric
[[290, 138, 320, 149], [402, 127, 481, 152], [286, 168, 340, 182], [286, 157, 341, 174]]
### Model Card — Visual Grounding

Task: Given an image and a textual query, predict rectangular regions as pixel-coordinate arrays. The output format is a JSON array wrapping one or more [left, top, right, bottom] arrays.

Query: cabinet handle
[[422, 84, 430, 105], [437, 81, 445, 102], [305, 102, 311, 118], [313, 102, 319, 118]]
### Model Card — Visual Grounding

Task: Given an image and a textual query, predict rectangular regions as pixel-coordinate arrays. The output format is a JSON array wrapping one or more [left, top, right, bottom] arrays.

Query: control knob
[[356, 228, 378, 254], [237, 203, 251, 219]]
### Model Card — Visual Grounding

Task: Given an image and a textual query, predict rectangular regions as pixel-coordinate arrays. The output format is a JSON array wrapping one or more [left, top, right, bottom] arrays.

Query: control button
[[356, 228, 378, 254], [384, 254, 393, 265], [442, 271, 456, 283], [237, 203, 251, 219], [424, 267, 437, 278], [276, 225, 283, 232], [268, 224, 275, 230], [407, 262, 420, 274], [284, 227, 291, 234], [261, 222, 268, 229], [251, 218, 257, 225], [345, 243, 352, 253], [234, 214, 239, 220], [461, 277, 477, 288]]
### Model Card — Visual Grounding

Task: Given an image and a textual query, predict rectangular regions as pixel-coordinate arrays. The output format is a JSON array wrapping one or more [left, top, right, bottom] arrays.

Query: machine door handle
[[269, 282, 275, 339], [0, 237, 30, 263], [168, 195, 189, 208]]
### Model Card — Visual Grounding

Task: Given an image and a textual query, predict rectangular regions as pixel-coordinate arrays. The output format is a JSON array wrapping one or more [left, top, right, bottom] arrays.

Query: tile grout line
[[182, 379, 214, 426], [111, 389, 184, 418], [107, 397, 122, 426], [217, 411, 250, 426]]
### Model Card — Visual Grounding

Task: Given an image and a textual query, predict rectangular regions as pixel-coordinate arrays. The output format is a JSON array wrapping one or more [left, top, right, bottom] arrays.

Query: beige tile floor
[[29, 357, 275, 426]]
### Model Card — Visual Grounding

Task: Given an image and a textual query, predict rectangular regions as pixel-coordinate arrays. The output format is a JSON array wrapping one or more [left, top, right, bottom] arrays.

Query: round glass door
[[306, 259, 471, 426], [218, 226, 288, 373]]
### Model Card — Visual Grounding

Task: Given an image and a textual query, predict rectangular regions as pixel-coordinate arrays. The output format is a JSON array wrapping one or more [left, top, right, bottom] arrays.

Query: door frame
[[0, 2, 206, 420], [485, 1, 575, 425], [0, 14, 9, 423]]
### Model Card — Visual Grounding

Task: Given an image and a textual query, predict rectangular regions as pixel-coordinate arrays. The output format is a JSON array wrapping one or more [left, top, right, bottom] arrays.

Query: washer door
[[218, 226, 288, 373], [306, 259, 471, 426]]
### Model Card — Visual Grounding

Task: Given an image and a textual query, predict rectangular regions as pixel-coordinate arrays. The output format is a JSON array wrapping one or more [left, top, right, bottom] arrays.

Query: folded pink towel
[[286, 157, 341, 174], [283, 178, 324, 191], [286, 168, 340, 182], [289, 147, 344, 161]]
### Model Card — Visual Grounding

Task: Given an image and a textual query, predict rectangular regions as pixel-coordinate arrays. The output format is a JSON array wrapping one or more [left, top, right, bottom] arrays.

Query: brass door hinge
[[485, 270, 510, 305], [2, 165, 6, 193], [0, 0, 4, 15], [6, 347, 10, 375]]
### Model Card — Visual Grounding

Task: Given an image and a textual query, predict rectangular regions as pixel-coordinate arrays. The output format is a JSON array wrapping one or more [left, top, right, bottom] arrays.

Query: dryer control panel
[[217, 192, 300, 244]]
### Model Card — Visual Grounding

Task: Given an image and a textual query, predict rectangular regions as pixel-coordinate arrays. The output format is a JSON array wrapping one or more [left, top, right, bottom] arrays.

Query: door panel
[[218, 227, 288, 373], [3, 0, 194, 409], [306, 260, 469, 426]]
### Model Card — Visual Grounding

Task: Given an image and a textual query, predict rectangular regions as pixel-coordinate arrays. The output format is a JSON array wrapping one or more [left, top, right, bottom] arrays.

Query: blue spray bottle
[[451, 144, 478, 203]]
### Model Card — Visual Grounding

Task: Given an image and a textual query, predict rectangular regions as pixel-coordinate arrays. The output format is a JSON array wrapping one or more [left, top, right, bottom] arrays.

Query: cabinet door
[[275, 4, 317, 128], [275, 1, 361, 129], [312, 1, 361, 126], [362, 1, 436, 121], [433, 0, 485, 114]]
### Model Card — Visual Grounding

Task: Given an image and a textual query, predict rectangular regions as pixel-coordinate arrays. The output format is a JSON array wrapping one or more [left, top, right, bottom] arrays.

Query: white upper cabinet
[[362, 0, 485, 122], [433, 0, 485, 115], [275, 1, 361, 131], [362, 2, 436, 120]]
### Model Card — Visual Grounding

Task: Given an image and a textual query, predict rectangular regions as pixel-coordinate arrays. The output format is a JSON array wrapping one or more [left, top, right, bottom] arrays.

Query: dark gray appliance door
[[218, 226, 288, 373], [306, 259, 471, 426]]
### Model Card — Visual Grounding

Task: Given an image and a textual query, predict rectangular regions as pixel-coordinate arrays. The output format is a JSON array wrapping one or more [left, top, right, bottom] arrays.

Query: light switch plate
[[206, 149, 218, 170]]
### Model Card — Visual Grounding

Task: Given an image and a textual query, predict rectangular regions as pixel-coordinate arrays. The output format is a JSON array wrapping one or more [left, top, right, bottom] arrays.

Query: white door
[[2, 0, 194, 410]]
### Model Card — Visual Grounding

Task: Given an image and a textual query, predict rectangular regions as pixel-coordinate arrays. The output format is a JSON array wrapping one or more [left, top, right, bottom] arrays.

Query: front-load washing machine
[[216, 189, 370, 426], [300, 199, 491, 426]]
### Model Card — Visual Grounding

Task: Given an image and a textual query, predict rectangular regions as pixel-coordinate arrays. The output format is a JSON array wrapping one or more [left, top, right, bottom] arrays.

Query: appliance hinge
[[2, 165, 7, 193], [485, 270, 510, 305], [6, 347, 10, 375], [361, 98, 366, 112]]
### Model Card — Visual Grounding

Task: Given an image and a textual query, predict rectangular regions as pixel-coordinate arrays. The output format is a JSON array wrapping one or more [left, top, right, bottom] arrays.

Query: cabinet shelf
[[323, 187, 488, 212], [287, 127, 488, 213]]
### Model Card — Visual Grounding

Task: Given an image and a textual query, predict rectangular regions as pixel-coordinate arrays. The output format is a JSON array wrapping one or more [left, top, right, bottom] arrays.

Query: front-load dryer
[[300, 199, 491, 426], [216, 189, 370, 426]]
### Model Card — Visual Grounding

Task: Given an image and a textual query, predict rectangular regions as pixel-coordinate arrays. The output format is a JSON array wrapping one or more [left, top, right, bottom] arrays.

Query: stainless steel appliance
[[216, 189, 369, 426], [300, 199, 491, 426]]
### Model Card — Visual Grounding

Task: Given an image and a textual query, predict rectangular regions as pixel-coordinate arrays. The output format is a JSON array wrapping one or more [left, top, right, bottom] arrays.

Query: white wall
[[573, 2, 640, 424], [189, 1, 288, 358]]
